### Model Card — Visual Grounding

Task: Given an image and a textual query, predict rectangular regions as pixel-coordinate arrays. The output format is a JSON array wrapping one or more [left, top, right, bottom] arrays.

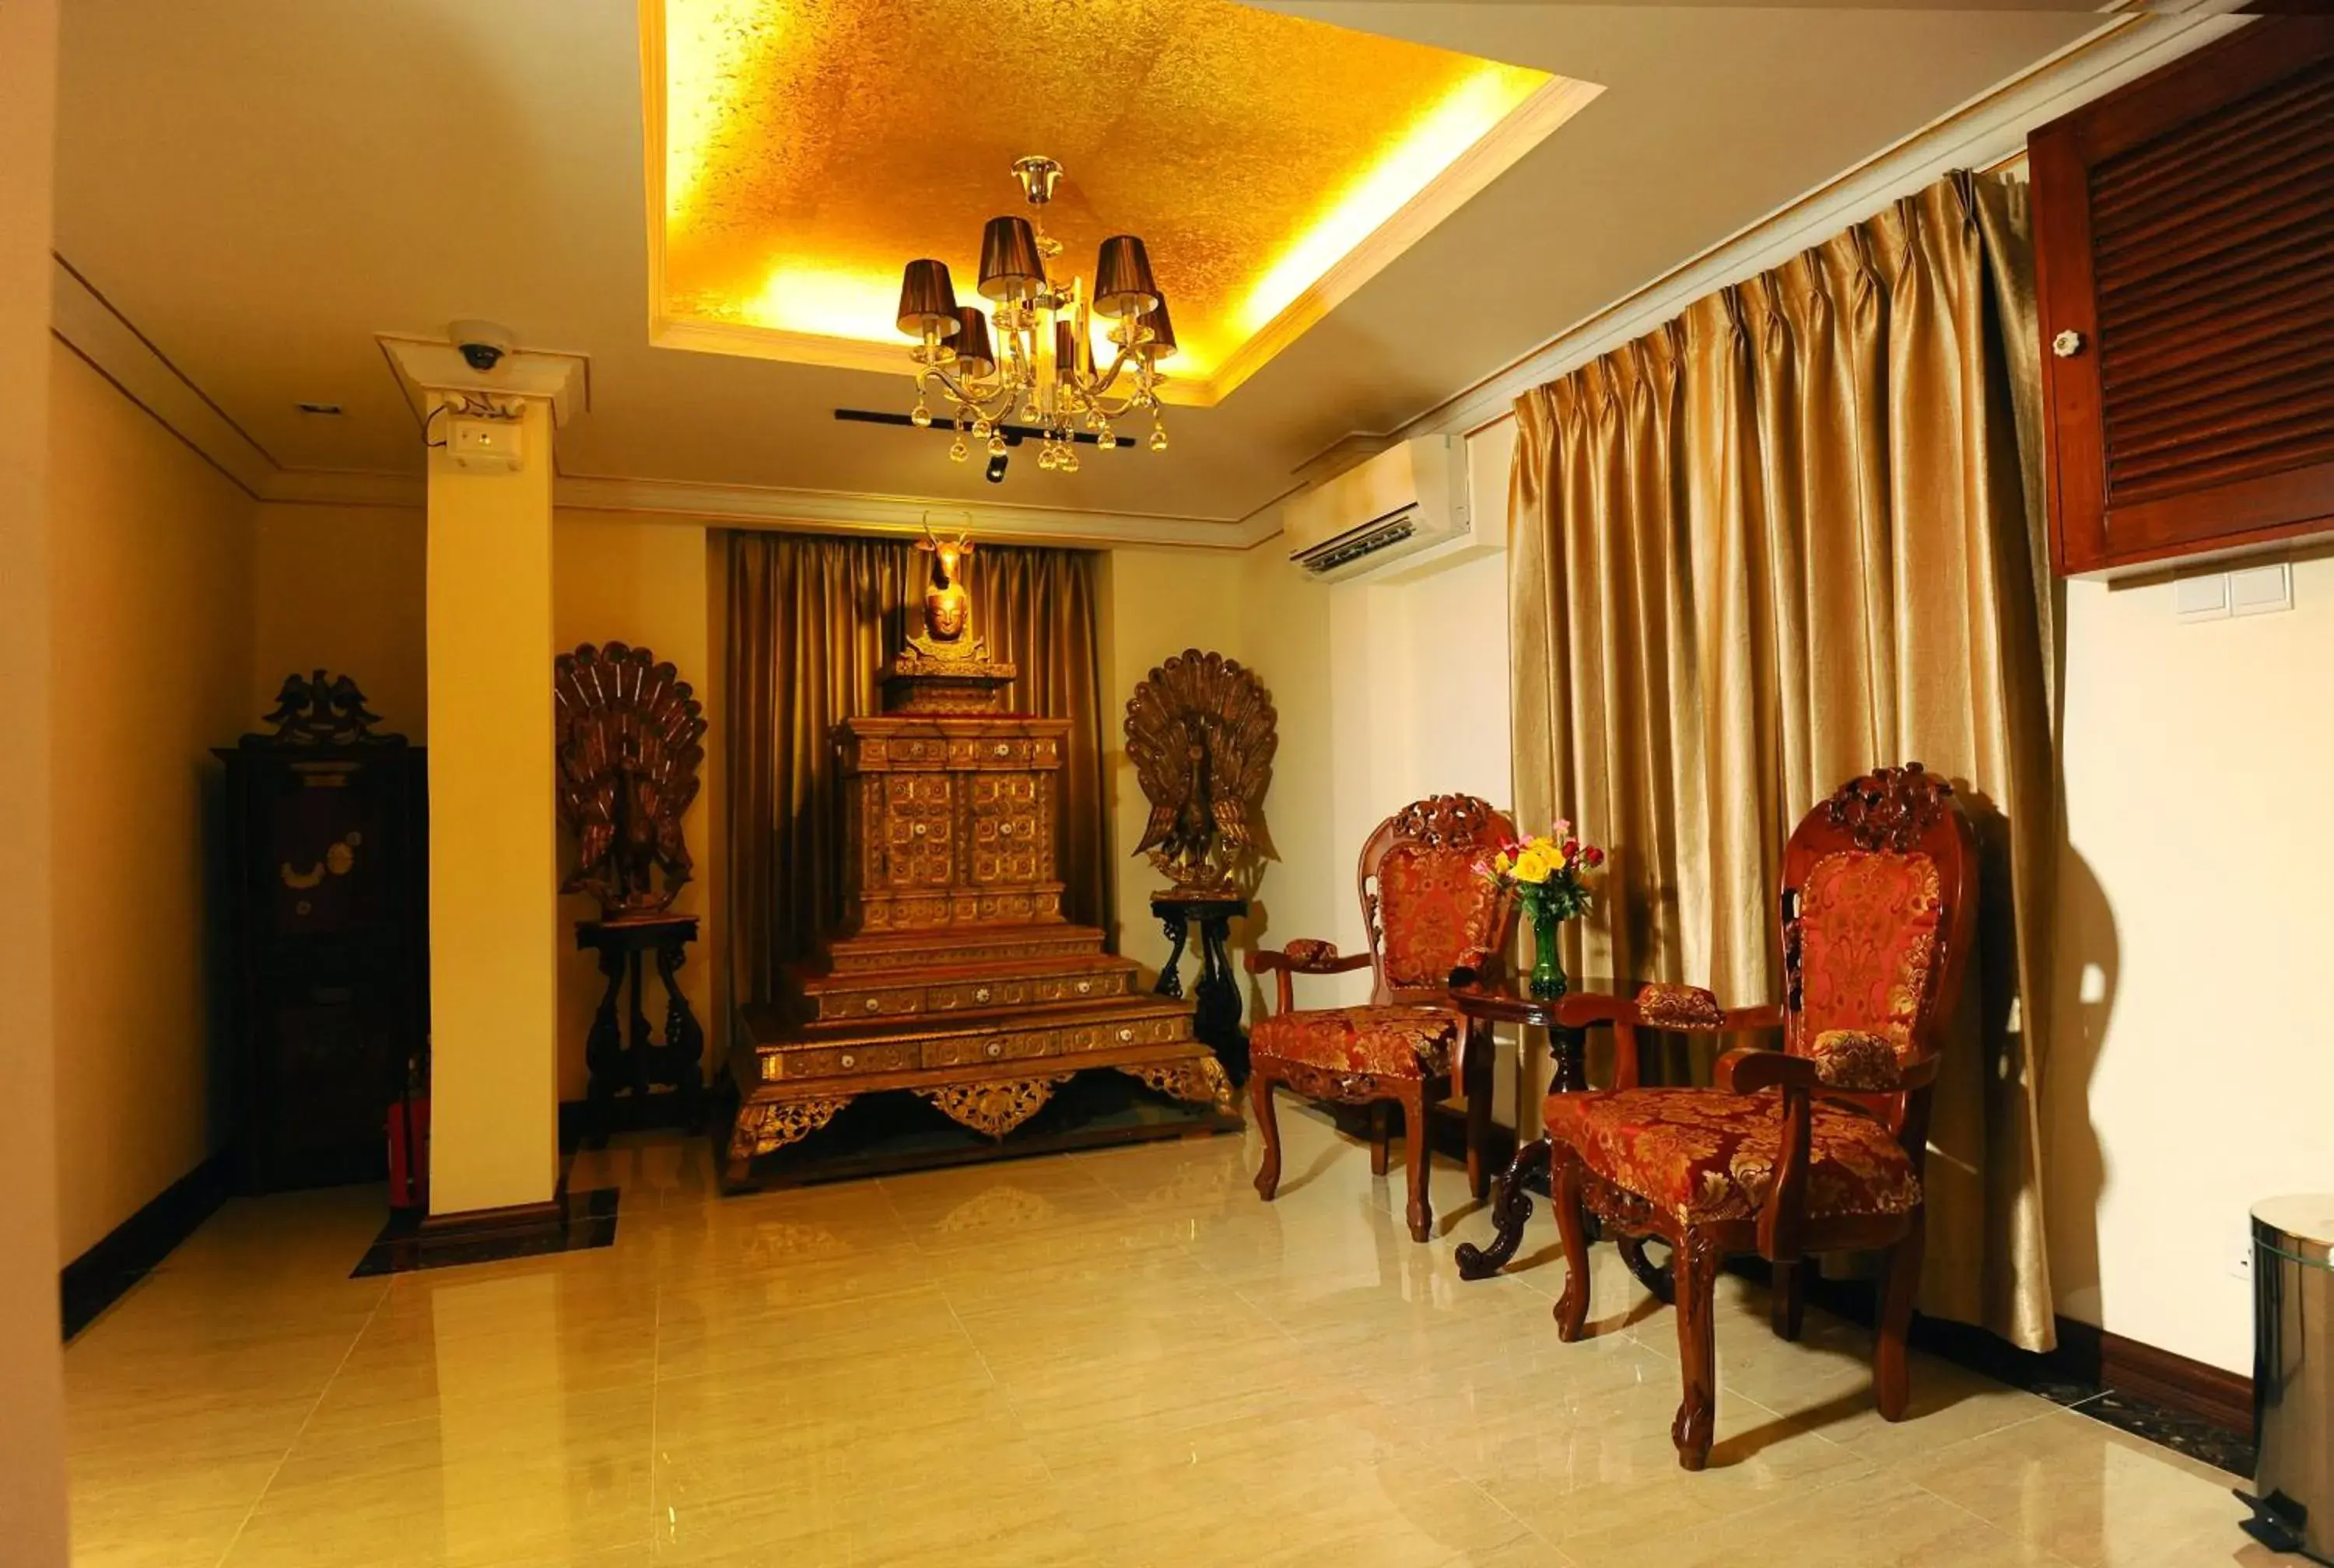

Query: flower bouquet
[[1479, 824, 1604, 999]]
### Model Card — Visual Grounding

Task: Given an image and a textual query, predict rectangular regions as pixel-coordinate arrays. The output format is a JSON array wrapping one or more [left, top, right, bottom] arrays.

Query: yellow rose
[[1513, 847, 1553, 884]]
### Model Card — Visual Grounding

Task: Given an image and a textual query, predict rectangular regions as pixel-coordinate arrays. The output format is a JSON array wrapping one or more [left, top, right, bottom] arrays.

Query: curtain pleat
[[1509, 172, 2057, 1349], [725, 531, 1109, 1006]]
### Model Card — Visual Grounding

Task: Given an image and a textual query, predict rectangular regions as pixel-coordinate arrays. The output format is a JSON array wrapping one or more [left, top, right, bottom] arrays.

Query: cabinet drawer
[[921, 1032, 1057, 1069], [762, 1042, 917, 1080], [1031, 972, 1123, 1004], [925, 978, 1031, 1013], [819, 987, 926, 1023]]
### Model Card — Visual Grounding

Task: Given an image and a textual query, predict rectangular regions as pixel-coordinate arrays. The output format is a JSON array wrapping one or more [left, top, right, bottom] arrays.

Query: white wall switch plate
[[2174, 572, 2231, 621], [2229, 562, 2293, 617]]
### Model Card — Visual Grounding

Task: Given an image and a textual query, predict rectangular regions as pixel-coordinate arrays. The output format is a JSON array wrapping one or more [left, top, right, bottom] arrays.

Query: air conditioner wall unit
[[1284, 435, 1470, 583]]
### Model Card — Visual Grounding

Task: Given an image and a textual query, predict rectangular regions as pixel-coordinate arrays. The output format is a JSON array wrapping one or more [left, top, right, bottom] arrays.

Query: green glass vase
[[1528, 898, 1568, 1000]]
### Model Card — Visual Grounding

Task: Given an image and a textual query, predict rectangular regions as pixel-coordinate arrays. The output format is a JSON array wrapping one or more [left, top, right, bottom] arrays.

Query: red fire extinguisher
[[387, 1053, 429, 1210]]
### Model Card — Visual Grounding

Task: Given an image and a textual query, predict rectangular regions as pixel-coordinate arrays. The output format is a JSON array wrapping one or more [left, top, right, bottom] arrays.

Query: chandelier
[[893, 156, 1174, 476]]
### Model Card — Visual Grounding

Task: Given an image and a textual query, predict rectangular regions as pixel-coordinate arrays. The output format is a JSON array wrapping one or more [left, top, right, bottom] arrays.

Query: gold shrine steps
[[728, 964, 1227, 1184]]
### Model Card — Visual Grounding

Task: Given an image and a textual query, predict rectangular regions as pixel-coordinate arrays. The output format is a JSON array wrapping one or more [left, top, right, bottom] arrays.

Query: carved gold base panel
[[727, 1095, 853, 1164], [915, 1074, 1074, 1139], [1117, 1056, 1233, 1109], [720, 1038, 1231, 1192]]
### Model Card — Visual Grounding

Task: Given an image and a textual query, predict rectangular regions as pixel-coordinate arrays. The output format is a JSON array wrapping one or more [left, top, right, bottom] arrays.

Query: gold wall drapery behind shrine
[[726, 532, 1109, 1003], [1509, 172, 2057, 1349]]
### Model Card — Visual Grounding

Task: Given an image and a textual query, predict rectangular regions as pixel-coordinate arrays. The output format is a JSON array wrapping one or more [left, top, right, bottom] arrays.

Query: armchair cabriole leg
[[1551, 1148, 1592, 1341], [1877, 1209, 1926, 1421], [1771, 1258, 1805, 1342], [1250, 1067, 1282, 1202], [1400, 1083, 1432, 1242], [1369, 1102, 1392, 1178], [1672, 1231, 1720, 1471]]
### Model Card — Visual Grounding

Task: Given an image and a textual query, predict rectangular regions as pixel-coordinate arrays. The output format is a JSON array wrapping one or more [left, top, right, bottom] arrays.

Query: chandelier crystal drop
[[895, 157, 1172, 477]]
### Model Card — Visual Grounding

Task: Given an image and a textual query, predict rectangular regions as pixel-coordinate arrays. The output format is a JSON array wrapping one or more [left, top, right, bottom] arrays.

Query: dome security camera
[[447, 320, 517, 373]]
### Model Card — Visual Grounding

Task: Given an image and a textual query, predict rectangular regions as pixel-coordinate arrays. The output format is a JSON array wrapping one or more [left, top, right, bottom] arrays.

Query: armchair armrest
[[1712, 1045, 1814, 1263], [1557, 986, 1783, 1091], [1246, 939, 1372, 1015]]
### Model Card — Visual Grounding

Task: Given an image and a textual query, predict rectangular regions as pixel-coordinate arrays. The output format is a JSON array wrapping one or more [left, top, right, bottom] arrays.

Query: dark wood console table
[[1449, 975, 1671, 1298], [576, 913, 705, 1146]]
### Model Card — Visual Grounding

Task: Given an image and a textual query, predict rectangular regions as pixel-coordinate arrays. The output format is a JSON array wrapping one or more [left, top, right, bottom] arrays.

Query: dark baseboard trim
[[60, 1149, 233, 1340], [2055, 1316, 2255, 1442], [352, 1187, 619, 1277], [417, 1198, 568, 1237]]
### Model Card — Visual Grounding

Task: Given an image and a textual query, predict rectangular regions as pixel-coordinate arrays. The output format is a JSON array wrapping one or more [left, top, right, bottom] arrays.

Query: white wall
[[2048, 558, 2334, 1374]]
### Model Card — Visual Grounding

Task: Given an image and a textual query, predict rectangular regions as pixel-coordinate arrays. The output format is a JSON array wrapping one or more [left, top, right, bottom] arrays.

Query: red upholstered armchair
[[1246, 795, 1517, 1243], [1542, 765, 1977, 1470]]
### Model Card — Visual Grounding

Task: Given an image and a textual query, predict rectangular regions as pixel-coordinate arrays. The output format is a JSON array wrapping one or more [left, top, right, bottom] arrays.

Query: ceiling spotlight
[[985, 452, 1009, 484]]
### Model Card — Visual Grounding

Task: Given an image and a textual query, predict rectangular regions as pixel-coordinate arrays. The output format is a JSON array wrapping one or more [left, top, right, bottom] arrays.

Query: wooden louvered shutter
[[2032, 17, 2334, 576]]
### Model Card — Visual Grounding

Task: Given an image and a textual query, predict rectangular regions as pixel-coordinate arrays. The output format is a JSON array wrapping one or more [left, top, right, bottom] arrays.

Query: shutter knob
[[2052, 329, 2085, 359]]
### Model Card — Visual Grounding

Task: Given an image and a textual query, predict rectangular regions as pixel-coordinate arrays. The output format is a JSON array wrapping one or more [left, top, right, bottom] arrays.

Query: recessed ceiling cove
[[639, 0, 1598, 406]]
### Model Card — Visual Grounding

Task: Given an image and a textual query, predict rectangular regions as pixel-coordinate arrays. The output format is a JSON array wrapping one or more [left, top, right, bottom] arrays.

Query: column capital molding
[[380, 333, 589, 427]]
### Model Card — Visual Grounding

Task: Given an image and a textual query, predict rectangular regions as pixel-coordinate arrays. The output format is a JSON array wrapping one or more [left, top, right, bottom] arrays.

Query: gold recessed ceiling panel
[[640, 0, 1599, 405]]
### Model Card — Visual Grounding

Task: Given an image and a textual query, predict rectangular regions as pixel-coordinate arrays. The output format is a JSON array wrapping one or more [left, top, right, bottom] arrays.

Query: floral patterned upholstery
[[1807, 1030, 1904, 1092], [1250, 1003, 1461, 1079], [1376, 843, 1504, 989], [1794, 850, 1941, 1059], [1544, 1087, 1920, 1225], [1281, 939, 1342, 970], [1635, 982, 1726, 1030]]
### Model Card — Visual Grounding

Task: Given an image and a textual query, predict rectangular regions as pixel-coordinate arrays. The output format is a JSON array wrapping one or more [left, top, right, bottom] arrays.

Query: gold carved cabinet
[[726, 667, 1230, 1190]]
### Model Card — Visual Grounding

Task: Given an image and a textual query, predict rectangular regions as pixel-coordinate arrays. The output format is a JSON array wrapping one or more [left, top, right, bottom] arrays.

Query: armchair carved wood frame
[[1543, 765, 1977, 1470], [1245, 794, 1517, 1243]]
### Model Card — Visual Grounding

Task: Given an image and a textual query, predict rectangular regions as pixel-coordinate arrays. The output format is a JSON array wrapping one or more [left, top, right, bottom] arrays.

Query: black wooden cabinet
[[215, 724, 426, 1192]]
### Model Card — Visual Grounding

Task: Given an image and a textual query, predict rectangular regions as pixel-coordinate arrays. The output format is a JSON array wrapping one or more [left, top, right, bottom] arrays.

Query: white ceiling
[[53, 1, 2110, 526]]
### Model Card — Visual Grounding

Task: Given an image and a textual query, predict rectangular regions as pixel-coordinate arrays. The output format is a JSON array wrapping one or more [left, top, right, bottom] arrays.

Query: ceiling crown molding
[[1375, 0, 2251, 450]]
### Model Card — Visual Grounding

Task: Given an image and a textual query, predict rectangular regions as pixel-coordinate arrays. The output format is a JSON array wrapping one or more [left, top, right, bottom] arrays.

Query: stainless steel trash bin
[[2251, 1195, 2334, 1563]]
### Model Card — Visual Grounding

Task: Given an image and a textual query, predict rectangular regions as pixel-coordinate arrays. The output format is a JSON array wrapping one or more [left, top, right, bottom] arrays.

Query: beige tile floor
[[65, 1103, 2275, 1567]]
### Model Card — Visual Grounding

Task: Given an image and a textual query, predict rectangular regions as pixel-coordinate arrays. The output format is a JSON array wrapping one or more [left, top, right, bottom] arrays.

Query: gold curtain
[[1509, 172, 2056, 1349], [726, 531, 1109, 1004]]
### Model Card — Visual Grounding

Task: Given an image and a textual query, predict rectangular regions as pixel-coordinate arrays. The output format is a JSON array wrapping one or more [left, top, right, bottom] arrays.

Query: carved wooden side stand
[[1151, 893, 1249, 1082], [576, 913, 705, 1146]]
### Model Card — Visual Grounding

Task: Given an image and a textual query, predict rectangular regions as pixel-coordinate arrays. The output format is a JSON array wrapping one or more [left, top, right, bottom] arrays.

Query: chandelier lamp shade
[[894, 156, 1172, 474]]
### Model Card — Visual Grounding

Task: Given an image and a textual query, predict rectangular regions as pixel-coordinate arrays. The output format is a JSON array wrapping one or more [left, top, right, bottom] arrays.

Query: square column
[[385, 338, 585, 1223], [424, 393, 559, 1216]]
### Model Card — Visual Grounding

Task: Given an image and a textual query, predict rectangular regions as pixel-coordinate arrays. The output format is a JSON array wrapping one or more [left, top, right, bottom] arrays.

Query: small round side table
[[1449, 975, 1671, 1298]]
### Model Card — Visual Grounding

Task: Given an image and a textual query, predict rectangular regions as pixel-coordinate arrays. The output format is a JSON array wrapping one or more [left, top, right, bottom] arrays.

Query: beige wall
[[48, 342, 258, 1258], [1, 1, 72, 1557], [253, 504, 428, 734], [2048, 558, 2334, 1374]]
